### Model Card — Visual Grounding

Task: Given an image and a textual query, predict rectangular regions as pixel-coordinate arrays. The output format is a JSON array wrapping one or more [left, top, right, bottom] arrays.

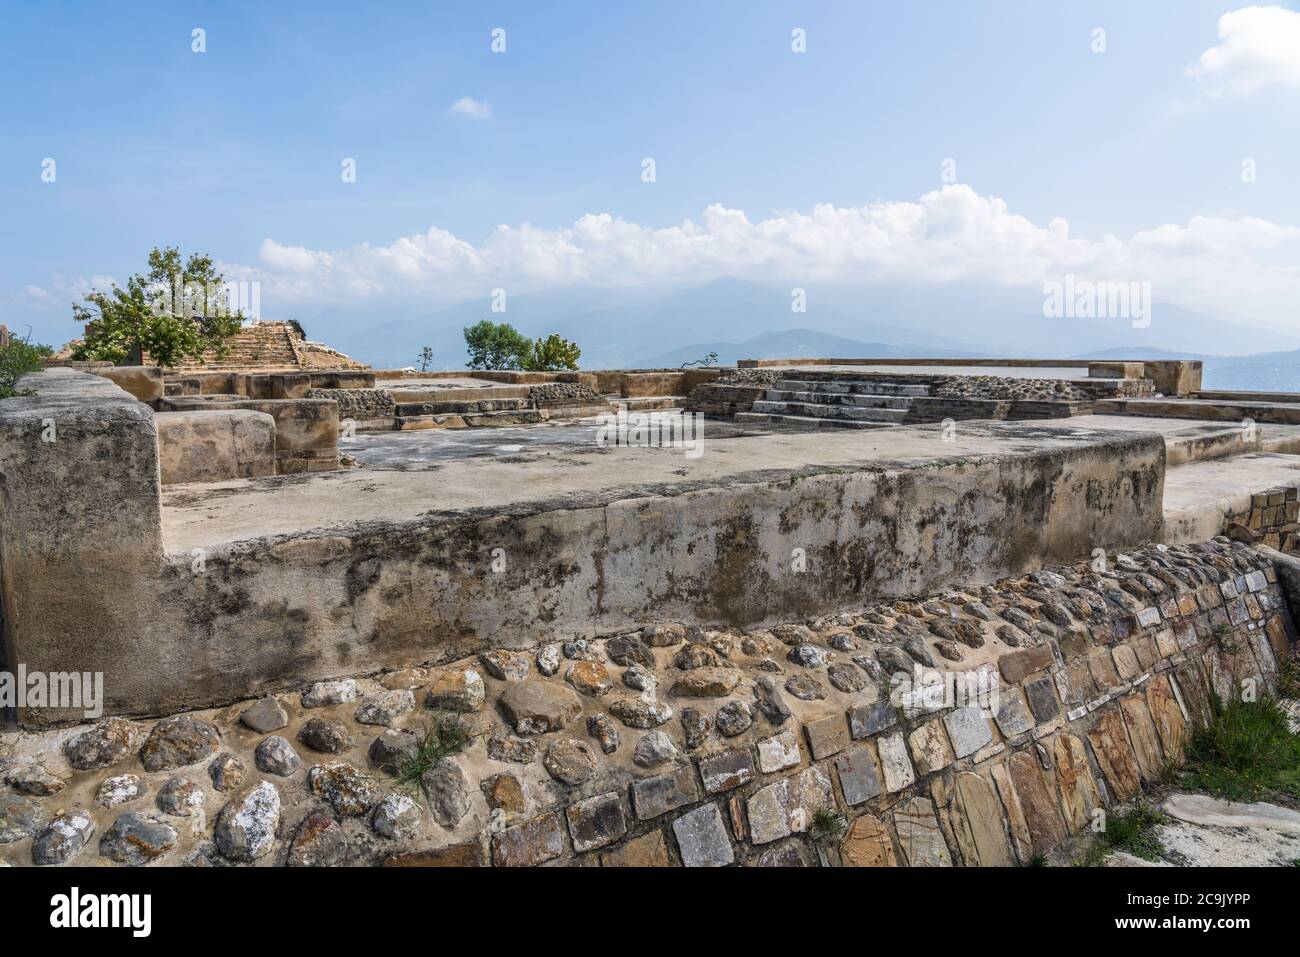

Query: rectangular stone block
[[697, 747, 756, 795], [847, 700, 897, 738], [630, 765, 700, 820], [835, 746, 882, 805], [877, 731, 916, 792], [671, 803, 734, 867], [993, 688, 1035, 738], [745, 765, 834, 845], [155, 410, 276, 485], [804, 714, 850, 760], [908, 719, 954, 775], [491, 812, 564, 867], [1024, 676, 1061, 722], [566, 791, 628, 853], [943, 706, 994, 758], [756, 729, 801, 773], [999, 646, 1054, 683]]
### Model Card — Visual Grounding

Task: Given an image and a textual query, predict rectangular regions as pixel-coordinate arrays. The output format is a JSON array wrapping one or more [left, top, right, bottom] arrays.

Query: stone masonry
[[1, 538, 1290, 867]]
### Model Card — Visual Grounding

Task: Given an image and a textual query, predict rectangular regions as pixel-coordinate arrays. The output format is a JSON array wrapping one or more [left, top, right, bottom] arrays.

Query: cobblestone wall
[[1228, 485, 1300, 551], [527, 382, 604, 410], [309, 388, 395, 420], [1, 538, 1291, 867]]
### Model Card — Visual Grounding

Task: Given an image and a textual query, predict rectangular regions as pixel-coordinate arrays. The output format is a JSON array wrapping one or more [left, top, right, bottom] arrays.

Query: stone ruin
[[3, 350, 1300, 868]]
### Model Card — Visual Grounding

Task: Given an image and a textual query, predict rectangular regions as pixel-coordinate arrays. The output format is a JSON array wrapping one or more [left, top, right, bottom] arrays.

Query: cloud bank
[[218, 184, 1300, 330]]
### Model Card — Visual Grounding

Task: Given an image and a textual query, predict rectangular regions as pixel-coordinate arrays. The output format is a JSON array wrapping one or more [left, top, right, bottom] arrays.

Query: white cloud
[[259, 238, 334, 273], [226, 185, 1300, 329], [21, 284, 52, 302], [448, 96, 492, 120], [1189, 5, 1300, 97]]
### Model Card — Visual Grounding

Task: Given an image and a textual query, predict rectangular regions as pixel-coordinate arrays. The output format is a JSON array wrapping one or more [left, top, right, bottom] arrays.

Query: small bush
[[0, 338, 53, 399], [1275, 657, 1300, 700], [526, 333, 581, 371]]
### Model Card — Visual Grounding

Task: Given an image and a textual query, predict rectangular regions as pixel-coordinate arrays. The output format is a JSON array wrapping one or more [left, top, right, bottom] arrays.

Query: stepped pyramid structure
[[164, 320, 367, 372]]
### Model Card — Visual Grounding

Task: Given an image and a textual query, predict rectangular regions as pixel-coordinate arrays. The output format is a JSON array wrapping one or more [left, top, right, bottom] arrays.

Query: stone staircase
[[168, 321, 301, 371], [735, 377, 930, 429], [392, 396, 546, 431]]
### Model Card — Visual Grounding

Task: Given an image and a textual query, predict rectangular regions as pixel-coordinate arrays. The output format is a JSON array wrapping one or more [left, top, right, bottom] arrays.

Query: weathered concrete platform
[[1097, 397, 1300, 425], [1041, 414, 1300, 466], [18, 366, 1300, 728], [120, 420, 1164, 721], [1163, 452, 1300, 544], [163, 422, 1162, 553]]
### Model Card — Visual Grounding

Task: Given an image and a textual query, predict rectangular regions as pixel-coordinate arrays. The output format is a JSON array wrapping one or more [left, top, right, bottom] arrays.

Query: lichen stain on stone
[[699, 511, 776, 625]]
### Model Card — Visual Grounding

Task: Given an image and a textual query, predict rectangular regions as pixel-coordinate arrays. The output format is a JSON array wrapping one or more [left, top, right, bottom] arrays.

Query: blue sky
[[3, 1, 1299, 345]]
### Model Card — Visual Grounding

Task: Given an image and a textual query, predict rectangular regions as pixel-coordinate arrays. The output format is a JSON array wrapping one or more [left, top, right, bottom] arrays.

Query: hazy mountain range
[[305, 277, 1300, 389]]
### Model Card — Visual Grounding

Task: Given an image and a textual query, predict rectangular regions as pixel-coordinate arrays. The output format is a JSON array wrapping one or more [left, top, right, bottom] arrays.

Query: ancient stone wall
[[162, 395, 339, 474], [309, 388, 396, 422], [1230, 486, 1300, 551], [0, 370, 166, 725], [1, 539, 1289, 867], [155, 410, 277, 485], [0, 370, 1167, 727]]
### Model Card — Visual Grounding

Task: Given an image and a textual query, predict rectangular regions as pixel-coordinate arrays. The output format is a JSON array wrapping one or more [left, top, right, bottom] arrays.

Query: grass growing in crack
[[1212, 623, 1242, 655], [395, 714, 471, 791], [1105, 800, 1168, 861], [1275, 657, 1300, 700], [1077, 799, 1168, 865], [809, 806, 847, 842], [1180, 693, 1300, 802]]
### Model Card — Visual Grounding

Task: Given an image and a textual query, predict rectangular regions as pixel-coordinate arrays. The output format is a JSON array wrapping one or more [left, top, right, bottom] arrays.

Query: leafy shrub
[[71, 246, 243, 367], [0, 338, 53, 399], [463, 320, 533, 370], [526, 333, 581, 371]]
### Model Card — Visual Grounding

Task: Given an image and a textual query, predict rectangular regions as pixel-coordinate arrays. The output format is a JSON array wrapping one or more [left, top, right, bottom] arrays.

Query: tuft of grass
[[395, 714, 471, 791], [1180, 694, 1300, 802], [809, 806, 847, 842], [1275, 657, 1300, 701], [1103, 800, 1168, 861], [1075, 800, 1169, 866]]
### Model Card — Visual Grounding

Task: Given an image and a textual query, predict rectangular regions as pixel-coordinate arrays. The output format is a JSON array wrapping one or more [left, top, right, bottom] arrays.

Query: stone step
[[734, 412, 895, 430], [388, 385, 530, 403], [762, 389, 912, 410], [394, 408, 547, 431], [773, 379, 931, 397], [393, 398, 531, 416], [615, 395, 686, 411], [749, 400, 909, 423]]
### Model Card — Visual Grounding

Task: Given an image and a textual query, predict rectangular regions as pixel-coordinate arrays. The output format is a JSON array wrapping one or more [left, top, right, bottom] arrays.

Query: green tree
[[525, 333, 581, 371], [463, 320, 534, 370], [71, 247, 244, 366], [0, 336, 53, 399], [418, 346, 434, 372]]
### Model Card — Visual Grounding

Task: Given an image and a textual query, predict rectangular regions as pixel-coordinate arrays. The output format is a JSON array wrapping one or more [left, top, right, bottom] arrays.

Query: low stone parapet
[[161, 395, 340, 474], [155, 410, 276, 485]]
